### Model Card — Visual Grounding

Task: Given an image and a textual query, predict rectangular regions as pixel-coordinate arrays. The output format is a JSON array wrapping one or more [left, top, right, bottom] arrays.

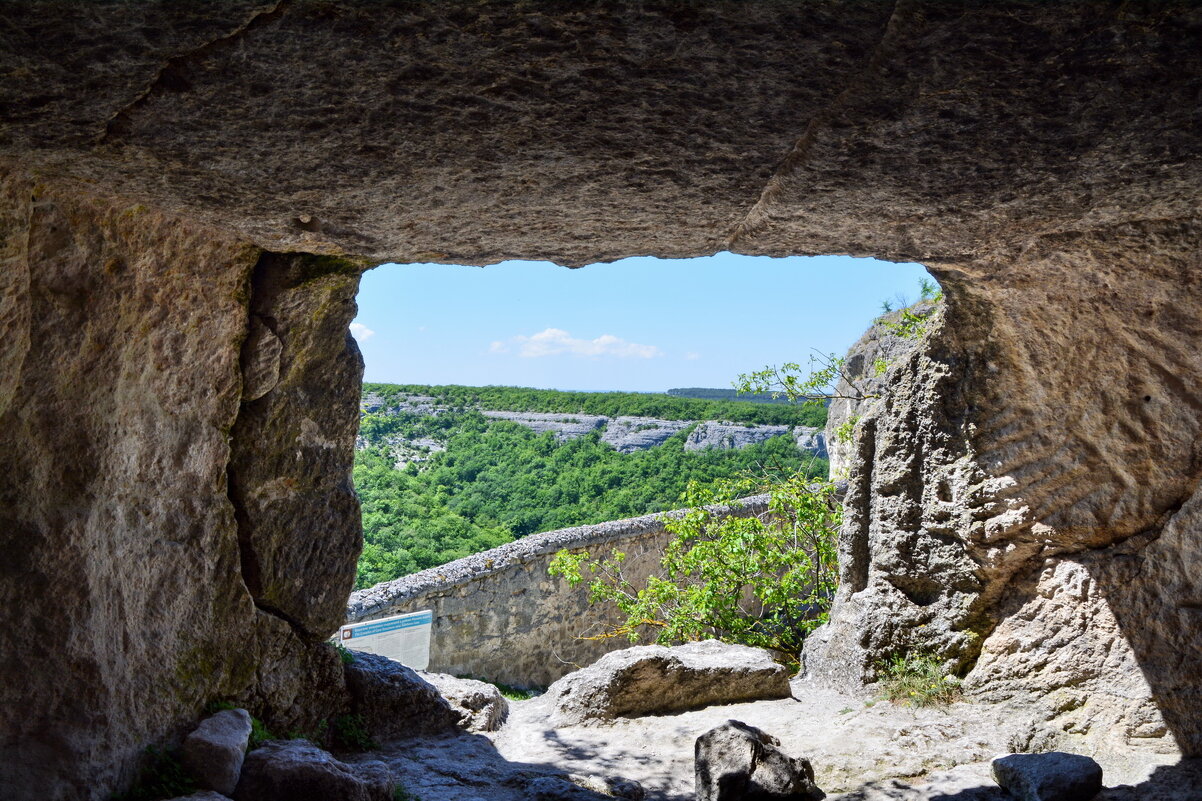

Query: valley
[[354, 384, 829, 588]]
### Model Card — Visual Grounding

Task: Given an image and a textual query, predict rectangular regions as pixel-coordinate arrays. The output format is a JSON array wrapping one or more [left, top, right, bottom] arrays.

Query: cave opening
[[346, 251, 936, 606]]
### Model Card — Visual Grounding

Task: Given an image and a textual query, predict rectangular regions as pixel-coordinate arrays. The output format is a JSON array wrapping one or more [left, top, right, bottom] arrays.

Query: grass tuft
[[876, 652, 962, 707]]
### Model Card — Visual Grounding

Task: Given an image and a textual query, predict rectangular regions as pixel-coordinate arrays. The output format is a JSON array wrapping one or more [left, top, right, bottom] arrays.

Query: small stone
[[567, 773, 646, 800], [233, 740, 393, 801], [695, 720, 825, 801], [991, 752, 1103, 801], [180, 709, 252, 795]]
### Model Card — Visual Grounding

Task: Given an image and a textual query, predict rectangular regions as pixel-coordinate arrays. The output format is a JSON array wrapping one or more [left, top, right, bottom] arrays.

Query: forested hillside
[[354, 385, 828, 589]]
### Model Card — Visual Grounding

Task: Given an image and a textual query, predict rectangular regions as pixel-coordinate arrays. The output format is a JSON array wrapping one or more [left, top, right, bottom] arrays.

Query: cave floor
[[368, 678, 1197, 801]]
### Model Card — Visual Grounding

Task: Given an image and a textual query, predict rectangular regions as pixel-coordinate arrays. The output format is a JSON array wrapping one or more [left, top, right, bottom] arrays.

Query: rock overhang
[[3, 1, 1198, 267]]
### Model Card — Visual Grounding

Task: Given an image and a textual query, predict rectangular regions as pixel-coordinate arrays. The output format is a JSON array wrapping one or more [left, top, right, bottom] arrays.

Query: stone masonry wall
[[347, 496, 769, 688]]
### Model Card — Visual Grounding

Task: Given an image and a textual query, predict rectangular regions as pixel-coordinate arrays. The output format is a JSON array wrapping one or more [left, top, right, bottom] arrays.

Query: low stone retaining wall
[[346, 495, 770, 687]]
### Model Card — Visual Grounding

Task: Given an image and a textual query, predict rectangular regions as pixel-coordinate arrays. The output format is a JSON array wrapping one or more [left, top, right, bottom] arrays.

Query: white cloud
[[490, 328, 662, 359], [684, 351, 701, 361], [349, 323, 375, 341]]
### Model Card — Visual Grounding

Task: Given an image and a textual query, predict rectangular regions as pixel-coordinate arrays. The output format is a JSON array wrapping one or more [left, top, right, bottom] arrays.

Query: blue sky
[[352, 253, 931, 392]]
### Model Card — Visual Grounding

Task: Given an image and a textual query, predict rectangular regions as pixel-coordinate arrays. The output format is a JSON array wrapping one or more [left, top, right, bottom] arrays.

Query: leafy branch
[[735, 351, 878, 408], [549, 475, 841, 667]]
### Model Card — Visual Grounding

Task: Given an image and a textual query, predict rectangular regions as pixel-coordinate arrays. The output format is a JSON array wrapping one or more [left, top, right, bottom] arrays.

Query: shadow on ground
[[359, 721, 1202, 801]]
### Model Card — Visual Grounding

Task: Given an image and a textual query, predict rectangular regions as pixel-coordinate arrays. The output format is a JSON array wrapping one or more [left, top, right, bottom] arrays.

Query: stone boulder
[[991, 752, 1103, 801], [233, 740, 393, 801], [421, 672, 510, 732], [180, 708, 252, 795], [695, 720, 825, 801], [546, 640, 791, 726], [343, 651, 461, 739], [564, 774, 646, 800]]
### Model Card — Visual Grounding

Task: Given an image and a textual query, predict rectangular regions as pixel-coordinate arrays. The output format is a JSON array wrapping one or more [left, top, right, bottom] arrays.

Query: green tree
[[549, 473, 840, 666]]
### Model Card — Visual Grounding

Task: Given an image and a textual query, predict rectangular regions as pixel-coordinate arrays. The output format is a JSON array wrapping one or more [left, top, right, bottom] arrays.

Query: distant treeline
[[667, 387, 801, 405], [363, 383, 827, 428]]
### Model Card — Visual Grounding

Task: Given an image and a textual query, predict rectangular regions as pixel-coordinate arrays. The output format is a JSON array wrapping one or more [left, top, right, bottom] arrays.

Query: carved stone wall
[[807, 229, 1202, 762]]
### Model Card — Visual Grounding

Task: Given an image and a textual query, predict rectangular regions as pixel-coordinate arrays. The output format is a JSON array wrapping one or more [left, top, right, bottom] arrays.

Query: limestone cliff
[[1, 1, 1200, 797], [364, 397, 827, 458]]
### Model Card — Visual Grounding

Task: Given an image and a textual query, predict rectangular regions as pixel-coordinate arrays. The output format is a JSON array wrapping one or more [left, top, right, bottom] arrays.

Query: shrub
[[549, 473, 840, 667], [330, 713, 377, 751], [110, 747, 196, 801], [248, 716, 275, 750], [875, 652, 962, 707]]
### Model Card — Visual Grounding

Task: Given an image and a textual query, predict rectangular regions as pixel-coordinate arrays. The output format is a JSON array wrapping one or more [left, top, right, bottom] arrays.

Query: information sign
[[338, 610, 433, 669]]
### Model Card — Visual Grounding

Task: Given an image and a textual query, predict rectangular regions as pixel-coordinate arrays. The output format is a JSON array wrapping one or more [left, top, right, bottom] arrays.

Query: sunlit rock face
[[0, 1, 1200, 797], [807, 231, 1202, 760]]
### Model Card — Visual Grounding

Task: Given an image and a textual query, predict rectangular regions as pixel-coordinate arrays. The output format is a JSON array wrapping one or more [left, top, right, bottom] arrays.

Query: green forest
[[354, 388, 829, 589], [362, 383, 827, 427]]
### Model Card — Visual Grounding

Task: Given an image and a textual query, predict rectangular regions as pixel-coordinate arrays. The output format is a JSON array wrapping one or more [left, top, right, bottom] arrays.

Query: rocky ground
[[369, 678, 1200, 801]]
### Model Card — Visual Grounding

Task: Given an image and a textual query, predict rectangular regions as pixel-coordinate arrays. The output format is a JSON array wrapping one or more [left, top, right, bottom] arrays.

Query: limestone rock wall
[[0, 170, 364, 800], [347, 497, 770, 688], [823, 302, 934, 479]]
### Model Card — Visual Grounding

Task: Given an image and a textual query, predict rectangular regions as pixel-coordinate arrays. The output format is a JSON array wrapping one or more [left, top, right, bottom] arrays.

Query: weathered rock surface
[[527, 774, 645, 800], [823, 302, 934, 479], [601, 417, 694, 453], [343, 651, 461, 740], [2, 1, 1201, 796], [227, 251, 364, 639], [991, 753, 1103, 801], [164, 793, 234, 801], [0, 176, 355, 799], [234, 740, 393, 801], [376, 676, 1202, 801], [421, 672, 509, 733], [695, 720, 824, 801], [546, 641, 791, 727], [527, 777, 613, 801], [482, 410, 609, 441], [805, 229, 1202, 763], [181, 709, 252, 795]]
